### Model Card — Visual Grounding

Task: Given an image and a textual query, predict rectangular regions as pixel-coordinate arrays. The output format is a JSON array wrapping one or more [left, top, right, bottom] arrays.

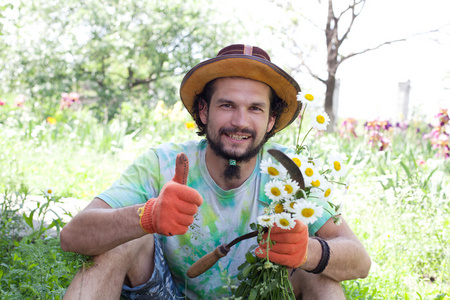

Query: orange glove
[[138, 153, 203, 236], [255, 220, 309, 269]]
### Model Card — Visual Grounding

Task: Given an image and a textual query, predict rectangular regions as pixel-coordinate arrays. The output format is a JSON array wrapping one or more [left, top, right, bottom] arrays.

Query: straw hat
[[180, 44, 301, 132]]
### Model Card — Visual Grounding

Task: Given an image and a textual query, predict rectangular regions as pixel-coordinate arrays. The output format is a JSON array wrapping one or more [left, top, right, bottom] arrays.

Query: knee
[[91, 235, 155, 274], [290, 270, 345, 300]]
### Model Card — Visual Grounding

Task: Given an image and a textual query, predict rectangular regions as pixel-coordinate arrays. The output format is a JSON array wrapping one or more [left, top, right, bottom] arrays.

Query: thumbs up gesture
[[139, 153, 203, 236]]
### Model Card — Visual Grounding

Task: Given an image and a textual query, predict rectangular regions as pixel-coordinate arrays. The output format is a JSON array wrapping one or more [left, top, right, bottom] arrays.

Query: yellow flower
[[46, 117, 57, 125], [185, 121, 196, 130]]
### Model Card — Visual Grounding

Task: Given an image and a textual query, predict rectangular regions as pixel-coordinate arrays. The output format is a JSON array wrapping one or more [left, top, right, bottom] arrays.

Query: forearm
[[299, 219, 371, 282], [60, 203, 146, 256], [318, 237, 371, 281]]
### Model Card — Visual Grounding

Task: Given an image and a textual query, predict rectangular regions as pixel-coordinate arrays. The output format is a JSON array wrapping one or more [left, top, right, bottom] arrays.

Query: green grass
[[0, 101, 449, 299]]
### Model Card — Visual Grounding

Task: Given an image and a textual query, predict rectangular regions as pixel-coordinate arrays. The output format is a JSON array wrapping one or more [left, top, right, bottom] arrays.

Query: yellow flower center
[[301, 208, 314, 218], [47, 189, 53, 194], [262, 216, 271, 222], [305, 168, 314, 177], [290, 202, 295, 209], [268, 167, 280, 176], [292, 157, 301, 167], [274, 203, 284, 213], [333, 161, 341, 171], [271, 187, 281, 197], [324, 189, 331, 197], [311, 180, 320, 187], [284, 184, 294, 194], [279, 218, 290, 227], [305, 94, 314, 101], [316, 115, 325, 124]]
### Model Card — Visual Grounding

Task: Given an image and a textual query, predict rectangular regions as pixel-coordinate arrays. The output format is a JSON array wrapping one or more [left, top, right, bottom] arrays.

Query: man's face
[[200, 77, 275, 162]]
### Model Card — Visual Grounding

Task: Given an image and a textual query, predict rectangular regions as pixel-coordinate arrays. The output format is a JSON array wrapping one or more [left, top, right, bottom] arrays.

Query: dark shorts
[[121, 236, 184, 299]]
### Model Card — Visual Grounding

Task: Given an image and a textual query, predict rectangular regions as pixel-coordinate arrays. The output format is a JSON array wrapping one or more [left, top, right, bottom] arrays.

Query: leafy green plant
[[0, 187, 90, 299]]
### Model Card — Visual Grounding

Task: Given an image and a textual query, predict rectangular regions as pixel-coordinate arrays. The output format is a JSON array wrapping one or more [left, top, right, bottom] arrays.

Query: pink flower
[[416, 159, 426, 166], [14, 94, 26, 107], [0, 100, 4, 106]]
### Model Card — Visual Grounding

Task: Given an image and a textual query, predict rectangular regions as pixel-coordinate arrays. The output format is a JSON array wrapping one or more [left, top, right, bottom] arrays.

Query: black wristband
[[306, 236, 330, 274]]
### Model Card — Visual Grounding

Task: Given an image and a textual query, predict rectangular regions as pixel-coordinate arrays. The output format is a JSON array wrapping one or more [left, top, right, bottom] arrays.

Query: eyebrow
[[215, 98, 269, 108]]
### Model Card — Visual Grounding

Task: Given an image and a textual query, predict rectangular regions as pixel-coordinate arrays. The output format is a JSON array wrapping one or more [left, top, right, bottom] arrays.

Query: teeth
[[230, 135, 249, 140]]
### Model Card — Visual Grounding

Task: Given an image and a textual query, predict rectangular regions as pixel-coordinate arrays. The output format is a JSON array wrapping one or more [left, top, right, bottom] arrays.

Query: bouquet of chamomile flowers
[[233, 92, 347, 299]]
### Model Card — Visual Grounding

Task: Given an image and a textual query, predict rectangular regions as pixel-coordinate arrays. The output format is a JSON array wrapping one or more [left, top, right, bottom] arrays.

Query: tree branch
[[339, 26, 446, 66], [337, 0, 366, 48]]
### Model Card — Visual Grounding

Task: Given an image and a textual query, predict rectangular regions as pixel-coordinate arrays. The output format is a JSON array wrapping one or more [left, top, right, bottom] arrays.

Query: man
[[60, 44, 371, 299]]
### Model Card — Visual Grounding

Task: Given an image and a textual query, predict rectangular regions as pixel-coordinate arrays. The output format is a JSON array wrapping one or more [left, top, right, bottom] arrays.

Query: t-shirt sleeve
[[97, 149, 162, 208]]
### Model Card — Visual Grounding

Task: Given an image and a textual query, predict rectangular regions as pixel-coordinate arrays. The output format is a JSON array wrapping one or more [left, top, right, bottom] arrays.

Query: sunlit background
[[219, 0, 450, 121]]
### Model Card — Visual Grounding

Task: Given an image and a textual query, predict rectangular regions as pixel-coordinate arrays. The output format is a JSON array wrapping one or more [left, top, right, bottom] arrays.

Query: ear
[[199, 99, 208, 125], [266, 114, 276, 133]]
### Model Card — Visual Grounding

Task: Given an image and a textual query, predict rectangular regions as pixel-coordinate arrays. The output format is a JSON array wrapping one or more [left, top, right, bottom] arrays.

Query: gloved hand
[[139, 153, 203, 236], [255, 220, 309, 269]]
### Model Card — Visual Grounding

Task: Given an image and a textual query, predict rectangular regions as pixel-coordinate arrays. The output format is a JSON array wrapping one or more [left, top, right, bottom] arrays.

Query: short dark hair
[[191, 78, 288, 141]]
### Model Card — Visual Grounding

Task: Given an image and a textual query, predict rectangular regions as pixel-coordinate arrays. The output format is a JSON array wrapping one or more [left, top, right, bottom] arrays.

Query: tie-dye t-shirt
[[98, 139, 331, 299]]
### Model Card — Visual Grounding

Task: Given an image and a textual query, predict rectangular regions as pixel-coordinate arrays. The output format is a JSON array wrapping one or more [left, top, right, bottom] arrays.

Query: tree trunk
[[324, 76, 336, 132]]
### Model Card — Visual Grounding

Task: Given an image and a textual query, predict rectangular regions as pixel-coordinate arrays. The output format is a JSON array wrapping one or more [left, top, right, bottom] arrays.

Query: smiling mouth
[[227, 134, 250, 141]]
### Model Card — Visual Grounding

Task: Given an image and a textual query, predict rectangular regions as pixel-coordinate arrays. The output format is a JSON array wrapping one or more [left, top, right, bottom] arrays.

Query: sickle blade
[[268, 149, 305, 190]]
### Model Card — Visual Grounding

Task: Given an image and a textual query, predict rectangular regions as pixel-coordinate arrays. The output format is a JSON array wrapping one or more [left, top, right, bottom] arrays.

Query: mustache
[[219, 127, 256, 138]]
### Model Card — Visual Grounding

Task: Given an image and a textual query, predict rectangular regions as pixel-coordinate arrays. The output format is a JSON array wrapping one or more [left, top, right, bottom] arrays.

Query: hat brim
[[180, 54, 301, 133]]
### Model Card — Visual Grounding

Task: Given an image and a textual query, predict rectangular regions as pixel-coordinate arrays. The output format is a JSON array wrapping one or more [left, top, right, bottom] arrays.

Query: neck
[[204, 147, 258, 190]]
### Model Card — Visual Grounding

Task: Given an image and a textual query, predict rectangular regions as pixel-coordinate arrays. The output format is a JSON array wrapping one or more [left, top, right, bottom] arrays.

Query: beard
[[206, 126, 268, 180]]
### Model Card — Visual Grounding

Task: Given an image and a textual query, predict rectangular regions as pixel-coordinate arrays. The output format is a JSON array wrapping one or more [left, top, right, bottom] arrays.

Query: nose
[[230, 108, 250, 129]]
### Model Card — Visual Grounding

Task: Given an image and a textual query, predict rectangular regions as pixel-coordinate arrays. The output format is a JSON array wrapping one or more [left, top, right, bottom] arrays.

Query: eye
[[250, 106, 264, 112], [220, 103, 233, 109]]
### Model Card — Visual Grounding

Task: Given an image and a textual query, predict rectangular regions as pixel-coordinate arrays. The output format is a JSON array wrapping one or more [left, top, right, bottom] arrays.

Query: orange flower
[[47, 117, 57, 125]]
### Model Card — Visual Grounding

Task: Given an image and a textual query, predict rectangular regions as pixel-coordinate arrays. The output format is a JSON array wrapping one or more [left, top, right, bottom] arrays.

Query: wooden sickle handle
[[186, 244, 230, 278]]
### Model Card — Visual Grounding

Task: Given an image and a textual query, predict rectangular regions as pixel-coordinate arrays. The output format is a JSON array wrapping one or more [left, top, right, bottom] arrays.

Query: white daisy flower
[[283, 199, 298, 213], [275, 212, 296, 230], [44, 187, 54, 197], [309, 174, 326, 189], [300, 162, 318, 179], [312, 181, 335, 201], [273, 201, 286, 214], [264, 180, 288, 201], [327, 153, 348, 178], [294, 200, 324, 225], [311, 110, 330, 131], [283, 179, 299, 198], [260, 158, 287, 179], [257, 215, 275, 227], [297, 91, 320, 108], [287, 153, 307, 168], [307, 156, 322, 168]]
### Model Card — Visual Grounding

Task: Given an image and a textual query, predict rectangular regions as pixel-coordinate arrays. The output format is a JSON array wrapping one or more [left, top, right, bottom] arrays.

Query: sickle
[[267, 149, 305, 189], [186, 229, 267, 278]]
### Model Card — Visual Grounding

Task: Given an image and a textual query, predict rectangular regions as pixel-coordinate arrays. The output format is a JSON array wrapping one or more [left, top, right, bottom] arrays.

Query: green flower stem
[[265, 227, 272, 261], [299, 127, 313, 149], [295, 104, 307, 146]]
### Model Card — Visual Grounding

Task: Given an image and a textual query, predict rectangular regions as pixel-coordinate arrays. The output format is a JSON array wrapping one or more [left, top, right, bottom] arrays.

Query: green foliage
[[1, 99, 449, 298], [233, 252, 295, 300], [0, 188, 89, 299], [0, 0, 237, 120]]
